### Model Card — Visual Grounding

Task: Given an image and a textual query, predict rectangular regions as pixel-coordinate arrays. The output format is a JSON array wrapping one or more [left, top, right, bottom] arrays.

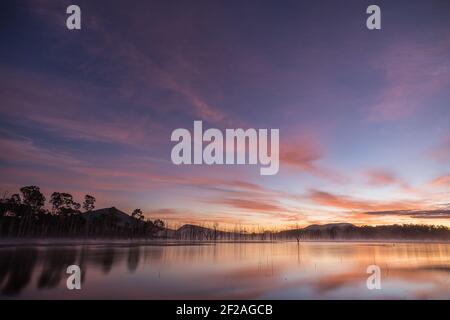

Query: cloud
[[365, 209, 450, 219], [280, 139, 322, 170], [0, 134, 274, 196], [307, 189, 418, 212], [362, 168, 398, 186], [1, 1, 238, 153], [0, 135, 82, 167], [204, 196, 306, 225], [367, 36, 450, 121], [215, 198, 286, 213], [0, 67, 166, 148], [280, 139, 346, 183], [429, 135, 450, 163], [428, 174, 450, 188], [103, 39, 230, 125]]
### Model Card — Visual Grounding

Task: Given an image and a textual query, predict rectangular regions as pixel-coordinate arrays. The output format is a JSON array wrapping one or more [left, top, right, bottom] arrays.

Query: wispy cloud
[[428, 174, 450, 188], [280, 138, 346, 183], [429, 135, 450, 163], [367, 35, 450, 121], [307, 189, 419, 212], [362, 168, 398, 186], [0, 135, 82, 167], [365, 208, 450, 219]]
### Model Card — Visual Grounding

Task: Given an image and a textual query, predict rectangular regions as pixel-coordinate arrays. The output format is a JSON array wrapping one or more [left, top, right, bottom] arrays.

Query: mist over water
[[0, 242, 449, 299]]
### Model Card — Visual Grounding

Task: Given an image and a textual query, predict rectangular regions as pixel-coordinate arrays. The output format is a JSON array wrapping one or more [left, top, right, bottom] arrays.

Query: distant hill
[[274, 223, 449, 241], [60, 207, 450, 241], [303, 223, 354, 231], [160, 224, 232, 240], [83, 207, 140, 227], [158, 222, 449, 241]]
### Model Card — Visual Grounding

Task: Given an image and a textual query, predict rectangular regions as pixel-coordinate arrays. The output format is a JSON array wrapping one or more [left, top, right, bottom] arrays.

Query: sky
[[0, 0, 449, 230]]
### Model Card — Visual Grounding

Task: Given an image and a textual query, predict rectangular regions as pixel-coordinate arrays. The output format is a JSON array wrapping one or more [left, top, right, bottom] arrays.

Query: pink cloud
[[307, 189, 420, 212], [429, 174, 450, 188], [0, 135, 82, 167], [280, 138, 347, 183], [0, 67, 166, 148], [362, 168, 398, 186], [216, 198, 285, 213]]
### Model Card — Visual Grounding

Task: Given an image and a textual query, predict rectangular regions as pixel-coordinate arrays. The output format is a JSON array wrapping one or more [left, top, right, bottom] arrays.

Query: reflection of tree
[[78, 246, 88, 284], [127, 246, 141, 273], [37, 248, 77, 289], [101, 248, 116, 274], [0, 250, 14, 285], [1, 248, 38, 296]]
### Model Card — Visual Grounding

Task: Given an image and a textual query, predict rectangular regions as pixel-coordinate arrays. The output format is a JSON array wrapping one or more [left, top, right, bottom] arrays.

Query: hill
[[161, 222, 449, 241], [83, 207, 139, 227]]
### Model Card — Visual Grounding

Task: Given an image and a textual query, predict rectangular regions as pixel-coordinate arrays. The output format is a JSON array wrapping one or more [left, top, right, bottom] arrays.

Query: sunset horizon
[[1, 0, 449, 231], [1, 0, 449, 305]]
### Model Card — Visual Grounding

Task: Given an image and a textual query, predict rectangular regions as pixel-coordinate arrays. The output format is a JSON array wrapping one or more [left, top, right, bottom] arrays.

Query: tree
[[20, 186, 45, 211], [9, 194, 21, 204], [83, 195, 96, 212], [50, 192, 64, 214], [132, 208, 144, 221], [50, 192, 80, 216], [153, 219, 164, 230]]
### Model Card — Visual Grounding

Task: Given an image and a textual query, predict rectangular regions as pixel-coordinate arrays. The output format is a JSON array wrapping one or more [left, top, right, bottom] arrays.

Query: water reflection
[[127, 246, 140, 273], [0, 242, 448, 299], [38, 248, 77, 289], [0, 248, 37, 296]]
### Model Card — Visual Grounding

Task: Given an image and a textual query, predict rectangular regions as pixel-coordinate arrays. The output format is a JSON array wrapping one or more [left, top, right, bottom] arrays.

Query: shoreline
[[0, 238, 449, 247]]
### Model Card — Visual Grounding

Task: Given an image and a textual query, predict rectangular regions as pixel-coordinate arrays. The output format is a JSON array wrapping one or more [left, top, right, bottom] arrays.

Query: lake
[[0, 241, 449, 299]]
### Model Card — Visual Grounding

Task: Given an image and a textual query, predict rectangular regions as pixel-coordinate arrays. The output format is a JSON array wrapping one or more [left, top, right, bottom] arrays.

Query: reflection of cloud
[[313, 272, 364, 294]]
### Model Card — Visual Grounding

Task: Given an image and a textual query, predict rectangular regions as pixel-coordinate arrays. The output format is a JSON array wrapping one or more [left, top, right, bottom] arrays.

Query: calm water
[[0, 241, 449, 299]]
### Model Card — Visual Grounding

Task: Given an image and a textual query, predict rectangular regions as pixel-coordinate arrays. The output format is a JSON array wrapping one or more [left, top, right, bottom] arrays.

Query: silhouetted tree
[[20, 186, 45, 212], [9, 194, 21, 205], [132, 208, 144, 221], [3, 185, 448, 241], [83, 195, 96, 212], [153, 219, 164, 230], [49, 192, 64, 214], [57, 193, 81, 216]]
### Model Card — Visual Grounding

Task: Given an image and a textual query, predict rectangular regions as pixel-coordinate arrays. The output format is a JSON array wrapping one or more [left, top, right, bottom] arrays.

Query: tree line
[[159, 222, 450, 241], [1, 185, 448, 241], [277, 224, 450, 241], [0, 186, 165, 238]]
